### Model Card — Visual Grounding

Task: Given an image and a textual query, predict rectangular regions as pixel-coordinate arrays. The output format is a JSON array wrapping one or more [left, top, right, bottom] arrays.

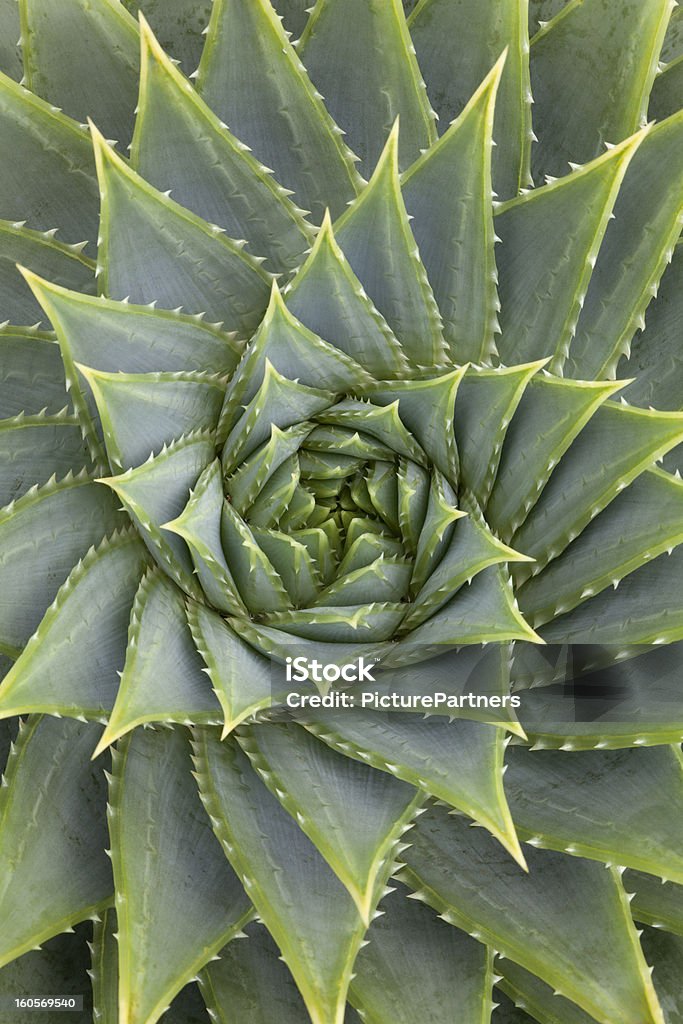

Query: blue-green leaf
[[0, 473, 125, 656], [495, 131, 646, 371], [409, 0, 532, 197], [399, 804, 666, 1024], [529, 0, 671, 181], [335, 124, 447, 368], [132, 18, 313, 276], [194, 730, 366, 1024], [197, 0, 362, 222], [299, 0, 436, 175], [92, 125, 271, 327], [0, 717, 111, 967], [402, 57, 504, 364], [93, 567, 221, 755], [20, 0, 140, 145], [109, 726, 251, 1024], [0, 530, 147, 718]]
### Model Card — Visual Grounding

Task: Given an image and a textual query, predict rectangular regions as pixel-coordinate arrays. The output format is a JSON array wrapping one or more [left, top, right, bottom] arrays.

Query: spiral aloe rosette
[[0, 1, 683, 1023]]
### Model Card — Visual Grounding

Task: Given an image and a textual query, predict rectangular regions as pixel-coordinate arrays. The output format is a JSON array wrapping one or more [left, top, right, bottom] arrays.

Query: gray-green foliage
[[0, 1, 681, 1022]]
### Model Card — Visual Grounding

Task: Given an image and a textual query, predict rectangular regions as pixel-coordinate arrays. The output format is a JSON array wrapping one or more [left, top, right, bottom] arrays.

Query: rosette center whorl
[[159, 278, 538, 658]]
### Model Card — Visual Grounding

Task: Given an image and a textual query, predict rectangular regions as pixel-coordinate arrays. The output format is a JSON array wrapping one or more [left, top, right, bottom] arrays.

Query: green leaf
[[284, 212, 412, 380], [338, 533, 404, 578], [25, 274, 238, 468], [402, 57, 503, 364], [19, 0, 139, 145], [566, 112, 683, 380], [218, 285, 370, 442], [641, 927, 683, 1024], [626, 870, 683, 937], [397, 458, 430, 554], [316, 556, 411, 608], [529, 0, 671, 181], [361, 371, 466, 484], [485, 375, 621, 542], [131, 19, 312, 276], [497, 960, 600, 1024], [220, 499, 291, 614], [263, 603, 406, 644], [271, 0, 310, 38], [399, 804, 666, 1024], [90, 907, 118, 1024], [409, 469, 464, 595], [165, 459, 245, 616], [0, 222, 94, 325], [0, 410, 91, 506], [0, 326, 68, 418], [98, 432, 215, 597], [25, 272, 243, 377], [492, 992, 541, 1024], [94, 568, 221, 755], [0, 530, 147, 718], [239, 463, 303, 528], [661, 3, 683, 62], [649, 55, 683, 123], [315, 398, 427, 464], [0, 716, 111, 967], [454, 363, 543, 508], [197, 0, 362, 222], [619, 243, 683, 417], [541, 544, 683, 644], [187, 600, 278, 736], [0, 73, 99, 246], [518, 467, 683, 627], [253, 528, 322, 607], [0, 0, 21, 81], [334, 123, 447, 368], [92, 126, 271, 327], [364, 460, 399, 531], [226, 425, 309, 515], [409, 0, 532, 198], [238, 722, 422, 924], [401, 565, 541, 646], [405, 513, 533, 630], [349, 883, 493, 1024], [299, 0, 436, 175], [239, 464, 303, 532], [82, 366, 223, 472], [512, 402, 683, 576], [302, 709, 525, 866], [528, 0, 572, 35], [122, 0, 212, 74], [506, 745, 683, 881], [109, 726, 252, 1024], [0, 473, 125, 656], [194, 729, 366, 1024], [198, 921, 310, 1024], [221, 360, 333, 475], [495, 131, 646, 371]]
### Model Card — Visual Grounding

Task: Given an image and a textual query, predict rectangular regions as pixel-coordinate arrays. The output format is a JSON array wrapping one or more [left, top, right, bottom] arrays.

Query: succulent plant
[[0, 0, 682, 1022]]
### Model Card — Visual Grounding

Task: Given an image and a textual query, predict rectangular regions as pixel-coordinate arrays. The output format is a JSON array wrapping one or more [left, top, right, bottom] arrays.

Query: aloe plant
[[0, 0, 682, 1022]]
